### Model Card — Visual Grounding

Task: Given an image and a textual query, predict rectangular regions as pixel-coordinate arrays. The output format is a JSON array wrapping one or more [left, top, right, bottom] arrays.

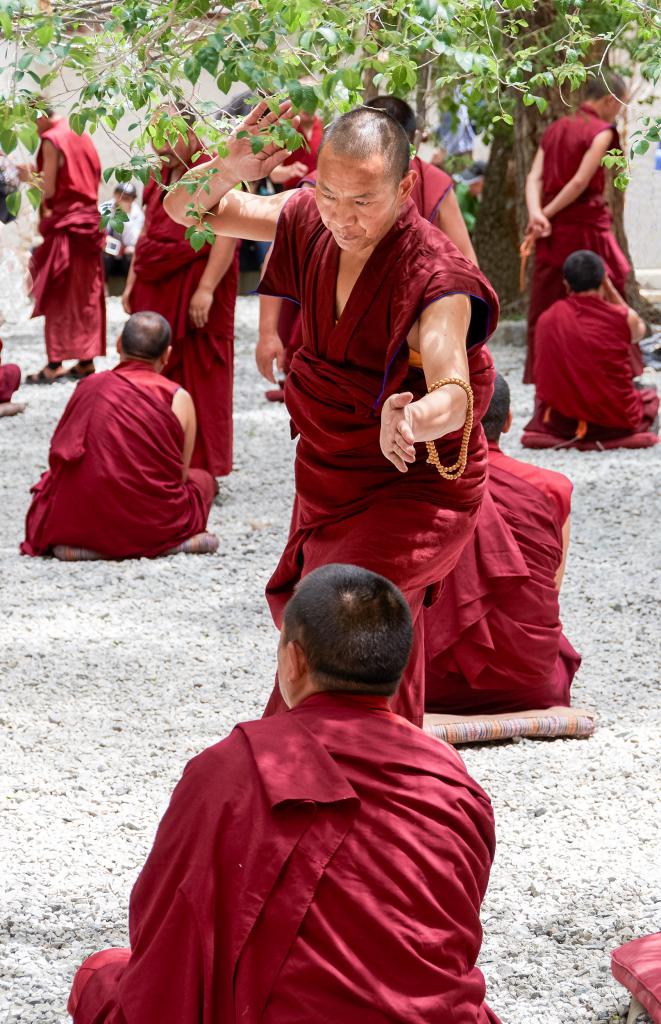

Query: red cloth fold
[[525, 104, 630, 383], [69, 695, 500, 1024], [425, 445, 581, 713], [410, 155, 453, 222], [258, 190, 499, 726], [526, 293, 659, 441], [21, 362, 212, 559], [0, 363, 20, 403], [29, 120, 105, 363], [131, 159, 238, 476]]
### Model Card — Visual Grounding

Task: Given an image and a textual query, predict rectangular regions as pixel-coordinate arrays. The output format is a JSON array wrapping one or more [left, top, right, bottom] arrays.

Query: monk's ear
[[562, 278, 571, 295], [399, 168, 417, 205], [503, 410, 513, 434], [116, 334, 124, 356], [163, 345, 173, 367]]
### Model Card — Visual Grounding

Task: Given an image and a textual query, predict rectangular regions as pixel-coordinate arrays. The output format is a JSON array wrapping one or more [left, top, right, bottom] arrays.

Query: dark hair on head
[[364, 95, 418, 143], [482, 373, 511, 442], [563, 250, 606, 293], [585, 72, 627, 102], [114, 183, 137, 198], [29, 96, 54, 117], [121, 311, 171, 360], [319, 107, 411, 183], [282, 564, 413, 696]]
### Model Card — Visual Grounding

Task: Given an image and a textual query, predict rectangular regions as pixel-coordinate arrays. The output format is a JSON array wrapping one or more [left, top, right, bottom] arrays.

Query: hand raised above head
[[222, 100, 301, 183]]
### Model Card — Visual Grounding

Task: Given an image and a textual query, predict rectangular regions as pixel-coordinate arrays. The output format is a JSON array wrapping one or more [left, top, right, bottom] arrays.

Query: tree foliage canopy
[[1, 0, 659, 200]]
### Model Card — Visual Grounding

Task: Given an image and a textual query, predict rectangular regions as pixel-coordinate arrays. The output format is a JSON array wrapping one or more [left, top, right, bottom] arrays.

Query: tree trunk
[[473, 130, 522, 315]]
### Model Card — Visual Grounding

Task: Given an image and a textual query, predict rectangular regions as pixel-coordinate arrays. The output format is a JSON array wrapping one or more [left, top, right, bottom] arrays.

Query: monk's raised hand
[[223, 100, 301, 183], [380, 392, 417, 473]]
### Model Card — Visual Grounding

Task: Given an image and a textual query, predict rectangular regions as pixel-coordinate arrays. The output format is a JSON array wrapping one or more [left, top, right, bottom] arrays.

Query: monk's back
[[536, 293, 642, 429], [38, 119, 100, 210], [262, 697, 496, 1022], [541, 106, 612, 205]]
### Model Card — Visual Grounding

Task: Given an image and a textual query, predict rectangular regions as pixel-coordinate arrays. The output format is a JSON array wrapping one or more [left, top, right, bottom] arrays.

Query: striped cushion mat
[[424, 706, 596, 745], [52, 532, 219, 561]]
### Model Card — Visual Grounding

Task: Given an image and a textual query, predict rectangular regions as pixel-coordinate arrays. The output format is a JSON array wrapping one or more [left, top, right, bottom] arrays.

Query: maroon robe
[[410, 155, 454, 223], [425, 443, 581, 714], [68, 693, 500, 1024], [30, 119, 106, 363], [524, 293, 659, 442], [0, 340, 20, 402], [258, 189, 499, 727], [21, 361, 213, 559], [131, 158, 239, 477], [525, 103, 630, 383]]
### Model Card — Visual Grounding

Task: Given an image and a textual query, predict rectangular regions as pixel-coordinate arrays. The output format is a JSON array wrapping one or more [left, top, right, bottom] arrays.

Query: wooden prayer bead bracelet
[[425, 377, 474, 480]]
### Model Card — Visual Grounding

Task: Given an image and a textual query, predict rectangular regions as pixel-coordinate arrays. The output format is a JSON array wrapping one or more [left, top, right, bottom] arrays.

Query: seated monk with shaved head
[[21, 311, 216, 559], [165, 99, 499, 727], [425, 374, 582, 714], [68, 564, 501, 1024], [523, 250, 659, 448]]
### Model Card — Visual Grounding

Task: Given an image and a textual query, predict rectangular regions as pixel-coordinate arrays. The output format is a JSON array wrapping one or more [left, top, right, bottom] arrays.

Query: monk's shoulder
[[491, 449, 572, 523], [182, 728, 256, 796]]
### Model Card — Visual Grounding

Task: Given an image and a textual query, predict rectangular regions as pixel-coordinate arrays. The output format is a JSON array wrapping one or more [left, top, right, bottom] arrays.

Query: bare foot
[[0, 402, 26, 417]]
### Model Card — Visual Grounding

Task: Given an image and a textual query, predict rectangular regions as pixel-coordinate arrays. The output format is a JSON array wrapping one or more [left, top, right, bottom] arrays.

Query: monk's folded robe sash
[[30, 205, 106, 319], [21, 363, 210, 559]]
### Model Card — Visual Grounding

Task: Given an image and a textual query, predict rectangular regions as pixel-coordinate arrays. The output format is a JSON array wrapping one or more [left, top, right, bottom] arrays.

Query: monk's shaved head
[[121, 311, 171, 361], [283, 564, 413, 695], [365, 95, 418, 144], [319, 107, 411, 183], [563, 250, 605, 293], [482, 373, 511, 442], [586, 72, 627, 102]]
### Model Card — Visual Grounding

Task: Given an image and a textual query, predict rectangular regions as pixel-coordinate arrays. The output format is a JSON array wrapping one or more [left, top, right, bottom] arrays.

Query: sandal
[[26, 367, 67, 385]]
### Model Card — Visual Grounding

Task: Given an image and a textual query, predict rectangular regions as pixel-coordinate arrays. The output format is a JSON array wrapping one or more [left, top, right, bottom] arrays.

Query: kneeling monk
[[21, 312, 215, 559], [426, 374, 581, 714], [524, 250, 658, 447], [68, 565, 501, 1024], [165, 101, 499, 727]]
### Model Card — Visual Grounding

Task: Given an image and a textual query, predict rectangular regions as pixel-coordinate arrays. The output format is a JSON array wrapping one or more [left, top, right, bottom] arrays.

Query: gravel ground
[[0, 296, 659, 1024]]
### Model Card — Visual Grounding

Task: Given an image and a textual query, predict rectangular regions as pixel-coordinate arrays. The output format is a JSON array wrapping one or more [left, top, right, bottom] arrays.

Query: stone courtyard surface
[[0, 296, 659, 1024]]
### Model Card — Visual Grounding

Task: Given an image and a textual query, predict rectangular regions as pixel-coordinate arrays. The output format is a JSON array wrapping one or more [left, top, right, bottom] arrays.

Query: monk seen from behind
[[68, 564, 500, 1024], [22, 312, 216, 560], [523, 250, 659, 448], [165, 100, 499, 728], [425, 374, 582, 715]]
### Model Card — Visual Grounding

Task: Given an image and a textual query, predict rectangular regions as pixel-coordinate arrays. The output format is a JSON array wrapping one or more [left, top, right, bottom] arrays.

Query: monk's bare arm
[[434, 191, 478, 265], [525, 148, 551, 237], [189, 235, 237, 329], [380, 295, 471, 473], [172, 388, 197, 479], [543, 129, 613, 221], [555, 517, 571, 591], [164, 100, 299, 242], [39, 139, 60, 202]]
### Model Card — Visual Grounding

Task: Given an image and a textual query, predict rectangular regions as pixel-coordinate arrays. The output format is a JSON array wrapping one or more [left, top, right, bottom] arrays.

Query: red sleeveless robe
[[29, 119, 105, 363], [525, 103, 630, 383], [524, 293, 659, 442], [425, 443, 581, 713], [21, 361, 213, 558], [131, 159, 239, 477], [258, 189, 499, 727], [68, 693, 500, 1024]]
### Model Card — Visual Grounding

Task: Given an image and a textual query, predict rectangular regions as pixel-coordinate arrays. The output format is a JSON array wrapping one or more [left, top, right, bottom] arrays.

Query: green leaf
[[103, 167, 115, 183], [631, 139, 649, 156], [35, 21, 54, 47], [27, 185, 42, 211], [5, 190, 21, 217], [317, 26, 338, 46], [184, 57, 200, 85], [69, 112, 87, 135]]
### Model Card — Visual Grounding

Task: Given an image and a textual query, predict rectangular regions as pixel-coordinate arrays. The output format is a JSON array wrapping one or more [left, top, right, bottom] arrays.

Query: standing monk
[[524, 74, 631, 383], [256, 95, 478, 399], [23, 105, 105, 384], [166, 101, 499, 727], [123, 107, 239, 478]]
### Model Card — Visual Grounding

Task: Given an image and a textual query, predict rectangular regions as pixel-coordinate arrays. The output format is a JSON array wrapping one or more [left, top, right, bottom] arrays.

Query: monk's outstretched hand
[[380, 393, 417, 473], [223, 100, 301, 183]]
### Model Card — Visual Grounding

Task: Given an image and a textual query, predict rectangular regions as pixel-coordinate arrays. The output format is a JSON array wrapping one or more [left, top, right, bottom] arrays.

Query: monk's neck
[[119, 357, 161, 373]]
